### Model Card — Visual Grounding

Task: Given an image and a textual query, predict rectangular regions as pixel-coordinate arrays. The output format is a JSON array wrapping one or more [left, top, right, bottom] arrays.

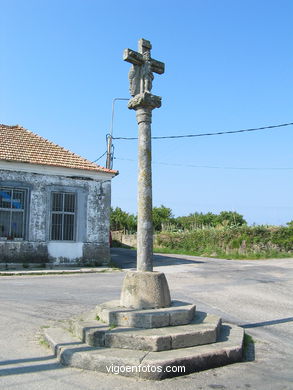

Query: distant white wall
[[0, 166, 113, 264], [48, 242, 83, 262]]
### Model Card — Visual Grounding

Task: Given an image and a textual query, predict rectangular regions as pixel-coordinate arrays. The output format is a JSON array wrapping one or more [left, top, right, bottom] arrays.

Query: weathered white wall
[[48, 242, 83, 262], [0, 165, 113, 264]]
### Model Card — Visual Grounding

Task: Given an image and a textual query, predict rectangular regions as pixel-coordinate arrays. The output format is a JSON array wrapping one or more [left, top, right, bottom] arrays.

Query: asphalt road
[[0, 248, 292, 390]]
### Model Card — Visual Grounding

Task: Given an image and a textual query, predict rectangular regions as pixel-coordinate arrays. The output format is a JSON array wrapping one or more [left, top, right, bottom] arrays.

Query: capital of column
[[128, 92, 162, 123], [128, 92, 162, 110]]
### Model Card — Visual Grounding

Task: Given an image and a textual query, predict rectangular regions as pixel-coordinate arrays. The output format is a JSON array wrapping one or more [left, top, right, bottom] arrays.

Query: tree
[[111, 206, 247, 233], [126, 214, 137, 233], [110, 207, 127, 231], [152, 205, 173, 231], [110, 207, 137, 233], [216, 211, 247, 227]]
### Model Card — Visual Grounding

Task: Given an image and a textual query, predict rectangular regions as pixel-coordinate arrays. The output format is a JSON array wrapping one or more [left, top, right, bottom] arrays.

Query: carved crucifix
[[120, 38, 171, 309], [122, 39, 165, 274], [123, 38, 165, 96]]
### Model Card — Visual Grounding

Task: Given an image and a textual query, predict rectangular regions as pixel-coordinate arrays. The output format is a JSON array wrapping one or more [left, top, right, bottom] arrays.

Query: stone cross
[[123, 39, 165, 96], [123, 39, 165, 272], [120, 39, 171, 310]]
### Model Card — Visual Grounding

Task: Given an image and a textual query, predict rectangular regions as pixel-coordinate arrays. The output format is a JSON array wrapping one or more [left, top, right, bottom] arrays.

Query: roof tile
[[0, 124, 117, 175]]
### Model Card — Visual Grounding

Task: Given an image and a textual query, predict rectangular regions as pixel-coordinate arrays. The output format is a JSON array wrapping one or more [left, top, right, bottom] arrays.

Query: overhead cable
[[115, 157, 293, 170], [113, 122, 293, 140], [92, 150, 107, 163]]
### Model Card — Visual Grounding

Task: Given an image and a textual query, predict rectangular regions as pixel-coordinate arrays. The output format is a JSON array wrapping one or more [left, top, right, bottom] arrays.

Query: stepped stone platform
[[96, 299, 196, 328], [43, 300, 244, 380]]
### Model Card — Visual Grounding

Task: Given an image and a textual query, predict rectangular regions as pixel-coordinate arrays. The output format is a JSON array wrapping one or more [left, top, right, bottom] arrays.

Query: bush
[[156, 225, 293, 259]]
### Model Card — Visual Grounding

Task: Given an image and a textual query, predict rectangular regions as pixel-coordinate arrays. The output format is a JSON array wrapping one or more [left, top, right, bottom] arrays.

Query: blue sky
[[1, 0, 292, 225]]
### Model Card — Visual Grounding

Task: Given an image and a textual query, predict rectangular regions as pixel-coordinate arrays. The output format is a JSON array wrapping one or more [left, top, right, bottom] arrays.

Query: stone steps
[[73, 311, 221, 352], [43, 300, 245, 379], [44, 322, 244, 380], [96, 300, 196, 328]]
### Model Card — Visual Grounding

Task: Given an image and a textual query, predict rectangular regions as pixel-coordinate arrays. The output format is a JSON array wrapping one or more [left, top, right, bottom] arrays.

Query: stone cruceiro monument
[[124, 38, 164, 273], [120, 38, 171, 310], [44, 39, 245, 380]]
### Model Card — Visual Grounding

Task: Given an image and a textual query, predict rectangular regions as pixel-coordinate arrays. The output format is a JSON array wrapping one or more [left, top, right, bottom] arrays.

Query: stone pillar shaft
[[136, 108, 153, 272], [127, 92, 162, 272]]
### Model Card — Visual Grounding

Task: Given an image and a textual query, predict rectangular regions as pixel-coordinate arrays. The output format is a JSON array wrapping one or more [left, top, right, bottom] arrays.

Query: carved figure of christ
[[123, 38, 165, 96]]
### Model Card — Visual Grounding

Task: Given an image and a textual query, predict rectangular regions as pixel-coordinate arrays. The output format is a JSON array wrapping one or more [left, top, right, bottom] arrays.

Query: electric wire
[[114, 157, 293, 170], [92, 150, 107, 163], [93, 121, 293, 168], [112, 121, 293, 140]]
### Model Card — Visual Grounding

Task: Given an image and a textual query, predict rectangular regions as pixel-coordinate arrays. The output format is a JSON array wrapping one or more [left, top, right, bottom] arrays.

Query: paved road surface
[[0, 248, 292, 390]]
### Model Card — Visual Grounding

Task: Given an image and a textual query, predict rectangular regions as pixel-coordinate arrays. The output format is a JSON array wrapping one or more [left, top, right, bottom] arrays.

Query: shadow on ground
[[111, 248, 205, 269], [241, 317, 293, 328], [0, 355, 63, 376]]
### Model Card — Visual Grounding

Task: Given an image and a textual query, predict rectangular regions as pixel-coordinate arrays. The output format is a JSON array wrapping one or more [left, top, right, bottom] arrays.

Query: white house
[[0, 124, 118, 265]]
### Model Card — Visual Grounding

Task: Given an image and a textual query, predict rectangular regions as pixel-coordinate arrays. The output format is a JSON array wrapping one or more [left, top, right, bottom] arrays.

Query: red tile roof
[[0, 124, 118, 175]]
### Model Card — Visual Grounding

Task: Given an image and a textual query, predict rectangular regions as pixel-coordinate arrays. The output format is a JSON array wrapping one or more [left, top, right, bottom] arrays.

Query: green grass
[[112, 225, 293, 260], [108, 324, 117, 330], [154, 247, 204, 257], [117, 244, 282, 260], [154, 226, 293, 260], [243, 333, 255, 361], [108, 260, 122, 271], [153, 247, 292, 260], [243, 333, 255, 347], [39, 336, 50, 348]]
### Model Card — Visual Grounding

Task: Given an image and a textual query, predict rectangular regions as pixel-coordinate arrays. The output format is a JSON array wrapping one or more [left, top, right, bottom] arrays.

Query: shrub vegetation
[[111, 206, 293, 259], [156, 225, 293, 259]]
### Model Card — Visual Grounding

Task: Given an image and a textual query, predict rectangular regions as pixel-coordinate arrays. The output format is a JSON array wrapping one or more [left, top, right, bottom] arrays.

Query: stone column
[[128, 92, 161, 272], [121, 40, 171, 309], [136, 107, 153, 272], [120, 92, 171, 309]]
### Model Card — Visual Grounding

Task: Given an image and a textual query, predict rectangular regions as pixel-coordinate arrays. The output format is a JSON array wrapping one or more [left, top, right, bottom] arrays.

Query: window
[[0, 187, 27, 239], [51, 192, 76, 241]]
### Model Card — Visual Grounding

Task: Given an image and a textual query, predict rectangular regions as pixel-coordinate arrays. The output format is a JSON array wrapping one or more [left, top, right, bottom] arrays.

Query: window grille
[[51, 192, 76, 241], [0, 187, 26, 239]]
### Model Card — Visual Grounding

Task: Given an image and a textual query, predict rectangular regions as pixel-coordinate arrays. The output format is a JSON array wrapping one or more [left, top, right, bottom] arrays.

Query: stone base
[[96, 300, 195, 328], [43, 301, 244, 380], [0, 241, 49, 263], [73, 310, 221, 352], [120, 271, 171, 309], [0, 240, 110, 265], [44, 320, 244, 380]]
